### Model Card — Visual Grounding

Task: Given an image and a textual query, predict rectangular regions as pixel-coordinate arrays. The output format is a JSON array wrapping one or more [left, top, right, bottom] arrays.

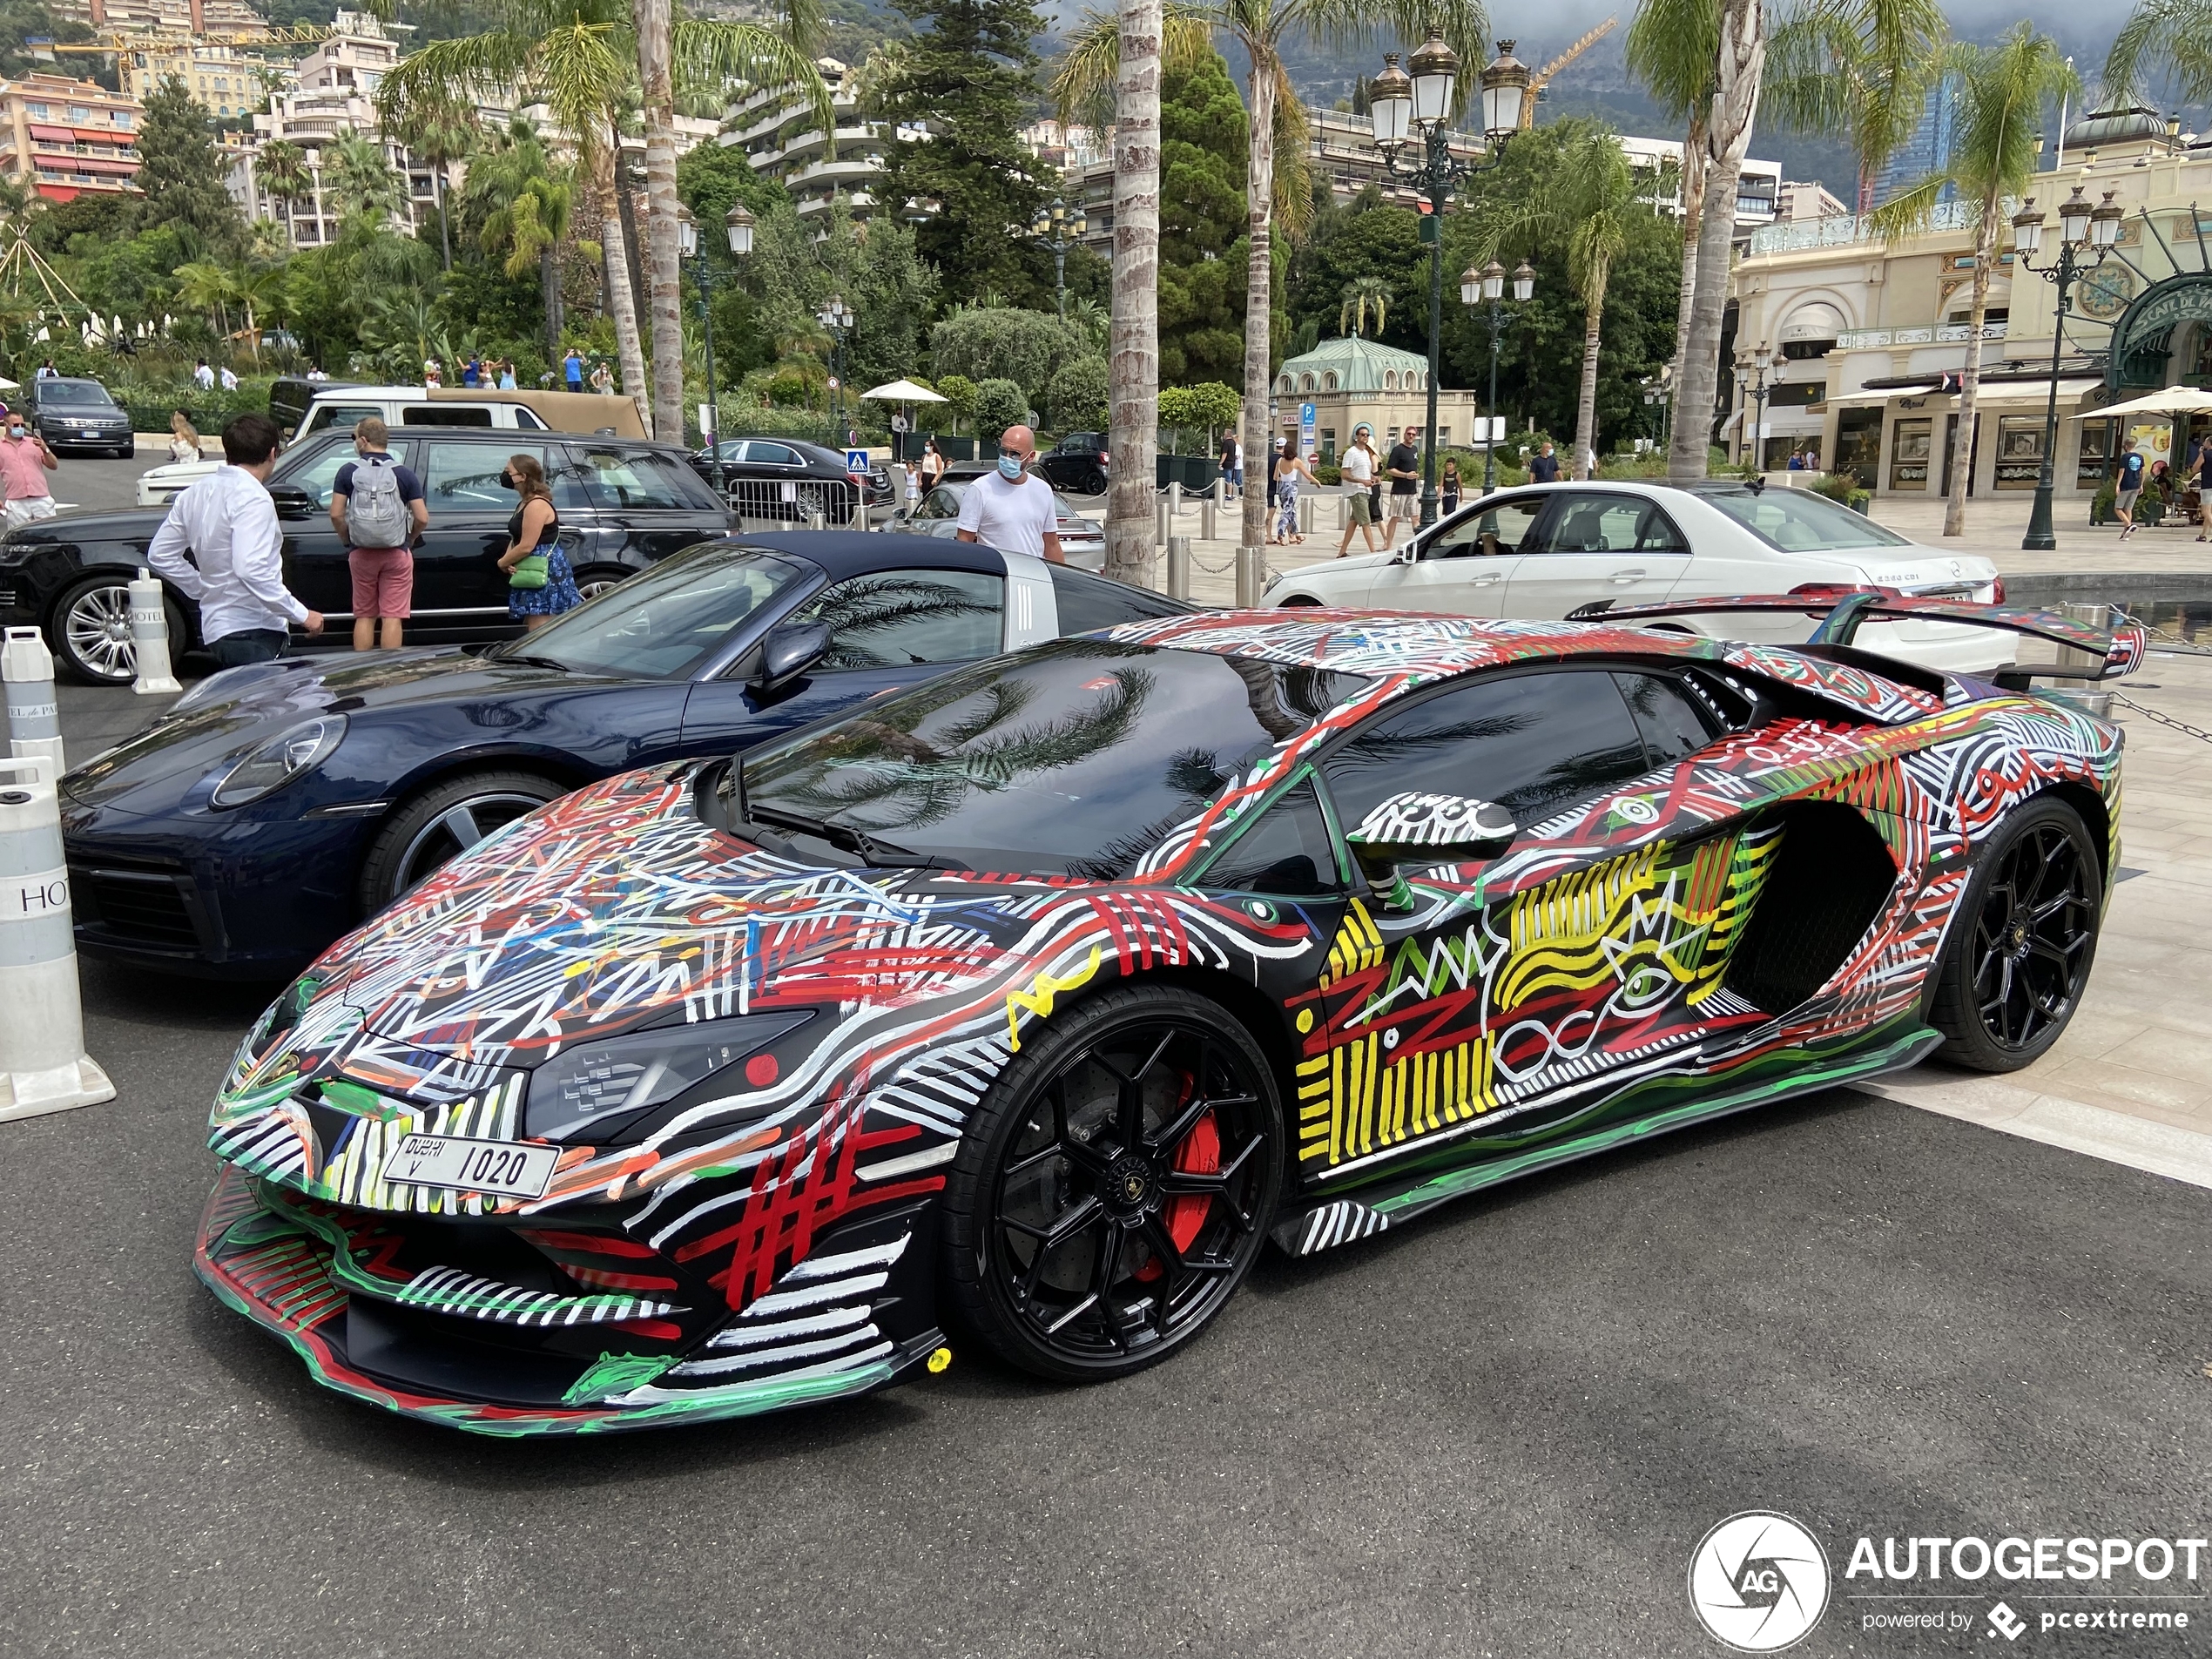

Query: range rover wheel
[[943, 983, 1283, 1382], [53, 574, 187, 686], [356, 771, 564, 912], [571, 565, 630, 603]]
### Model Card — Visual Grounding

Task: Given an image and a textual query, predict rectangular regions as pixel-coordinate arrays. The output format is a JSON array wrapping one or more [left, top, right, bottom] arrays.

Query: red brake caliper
[[1136, 1074, 1219, 1282]]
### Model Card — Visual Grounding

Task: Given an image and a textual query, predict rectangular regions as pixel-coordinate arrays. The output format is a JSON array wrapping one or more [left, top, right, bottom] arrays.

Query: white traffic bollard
[[0, 757, 112, 1123], [2, 627, 62, 778], [130, 567, 180, 695]]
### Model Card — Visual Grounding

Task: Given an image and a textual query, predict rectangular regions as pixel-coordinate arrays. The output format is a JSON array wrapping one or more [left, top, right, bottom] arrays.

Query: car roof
[[293, 427, 694, 457], [727, 529, 1005, 581]]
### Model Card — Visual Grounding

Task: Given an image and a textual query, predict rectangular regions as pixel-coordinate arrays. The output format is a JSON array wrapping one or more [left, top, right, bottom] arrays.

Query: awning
[[27, 125, 72, 142], [2095, 384, 2212, 418], [37, 154, 135, 175], [1829, 388, 1909, 406]]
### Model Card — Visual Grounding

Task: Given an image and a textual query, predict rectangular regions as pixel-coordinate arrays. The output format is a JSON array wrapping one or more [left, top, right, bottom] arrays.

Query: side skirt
[[1270, 1023, 1943, 1257]]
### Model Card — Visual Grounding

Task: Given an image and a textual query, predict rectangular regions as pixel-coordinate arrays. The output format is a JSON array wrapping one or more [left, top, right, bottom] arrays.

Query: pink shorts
[[348, 546, 414, 618]]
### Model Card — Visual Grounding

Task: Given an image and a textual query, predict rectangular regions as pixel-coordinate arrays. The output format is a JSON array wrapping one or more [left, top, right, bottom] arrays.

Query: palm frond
[[1863, 171, 1955, 240], [536, 19, 633, 161], [376, 29, 544, 114], [1269, 59, 1314, 238], [1625, 0, 1721, 125], [675, 19, 834, 152]]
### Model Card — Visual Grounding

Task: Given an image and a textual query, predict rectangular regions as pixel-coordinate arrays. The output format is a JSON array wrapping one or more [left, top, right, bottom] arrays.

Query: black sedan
[[3, 426, 733, 683], [688, 437, 894, 521], [60, 532, 1190, 979], [24, 376, 134, 457]]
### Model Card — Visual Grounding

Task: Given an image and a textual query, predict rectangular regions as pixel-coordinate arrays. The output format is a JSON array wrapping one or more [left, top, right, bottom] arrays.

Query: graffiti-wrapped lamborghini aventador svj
[[195, 597, 2139, 1433]]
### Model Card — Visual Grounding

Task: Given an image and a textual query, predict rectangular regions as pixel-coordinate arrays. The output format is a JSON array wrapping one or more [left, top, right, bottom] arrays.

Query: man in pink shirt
[[0, 406, 56, 527]]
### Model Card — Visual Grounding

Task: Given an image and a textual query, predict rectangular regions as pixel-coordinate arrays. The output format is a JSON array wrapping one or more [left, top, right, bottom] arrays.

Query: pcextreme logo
[[1688, 1511, 1832, 1652]]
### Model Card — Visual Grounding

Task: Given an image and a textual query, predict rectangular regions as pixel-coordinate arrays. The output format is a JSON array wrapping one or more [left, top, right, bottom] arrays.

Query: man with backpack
[[329, 416, 428, 651]]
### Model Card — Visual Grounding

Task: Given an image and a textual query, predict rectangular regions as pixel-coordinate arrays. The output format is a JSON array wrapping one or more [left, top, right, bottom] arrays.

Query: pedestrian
[[1271, 438, 1317, 546], [1220, 432, 1242, 499], [1441, 455, 1462, 516], [306, 364, 329, 381], [219, 363, 239, 393], [193, 358, 215, 391], [497, 453, 582, 631], [35, 359, 57, 380], [0, 407, 56, 527], [145, 413, 324, 667], [1528, 440, 1561, 484], [462, 354, 483, 388], [423, 358, 442, 388], [2114, 439, 2145, 539], [1786, 448, 1805, 471], [167, 411, 201, 464], [329, 415, 428, 651], [902, 458, 921, 509], [954, 424, 1063, 563], [1383, 426, 1422, 548], [590, 361, 614, 396], [1335, 424, 1382, 558], [890, 407, 909, 460], [2194, 438, 2212, 542], [920, 437, 947, 491], [563, 347, 585, 392], [497, 359, 518, 391]]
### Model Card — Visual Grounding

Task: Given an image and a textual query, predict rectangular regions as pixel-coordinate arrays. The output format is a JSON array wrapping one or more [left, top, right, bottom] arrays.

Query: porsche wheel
[[943, 984, 1282, 1381], [357, 771, 564, 912], [1928, 796, 2101, 1072]]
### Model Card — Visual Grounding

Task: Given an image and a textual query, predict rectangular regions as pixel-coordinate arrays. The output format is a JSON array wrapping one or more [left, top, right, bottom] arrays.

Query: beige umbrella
[[2095, 384, 2212, 419]]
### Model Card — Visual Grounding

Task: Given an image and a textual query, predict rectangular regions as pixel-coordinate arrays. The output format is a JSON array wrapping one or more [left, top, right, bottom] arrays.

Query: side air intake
[[1724, 804, 1899, 1015]]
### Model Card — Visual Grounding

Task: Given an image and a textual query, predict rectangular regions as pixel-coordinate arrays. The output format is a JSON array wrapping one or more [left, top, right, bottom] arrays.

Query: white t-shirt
[[955, 469, 1057, 559], [1340, 446, 1374, 485]]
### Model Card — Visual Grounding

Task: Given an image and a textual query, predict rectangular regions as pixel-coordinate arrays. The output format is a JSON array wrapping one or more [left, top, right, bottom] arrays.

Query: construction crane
[[1518, 17, 1618, 129], [27, 22, 330, 64]]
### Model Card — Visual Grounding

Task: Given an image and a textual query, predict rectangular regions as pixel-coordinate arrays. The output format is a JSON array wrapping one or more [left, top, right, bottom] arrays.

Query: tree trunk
[[1945, 206, 1997, 538], [542, 241, 562, 364], [1666, 113, 1706, 398], [1106, 0, 1161, 589], [1574, 287, 1603, 481], [615, 161, 648, 345], [636, 0, 685, 444], [435, 166, 452, 271], [593, 138, 649, 410], [1239, 57, 1278, 557], [1666, 0, 1763, 484]]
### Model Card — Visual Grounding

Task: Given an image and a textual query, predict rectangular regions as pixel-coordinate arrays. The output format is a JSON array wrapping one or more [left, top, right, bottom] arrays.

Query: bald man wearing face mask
[[954, 423, 1063, 563]]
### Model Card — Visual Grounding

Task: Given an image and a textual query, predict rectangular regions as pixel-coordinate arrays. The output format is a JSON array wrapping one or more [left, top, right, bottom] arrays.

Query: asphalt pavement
[[3, 451, 2209, 1658]]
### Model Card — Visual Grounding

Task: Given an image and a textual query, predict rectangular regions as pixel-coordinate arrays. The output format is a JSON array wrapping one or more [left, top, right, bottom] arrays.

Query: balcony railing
[[1832, 321, 2008, 349], [1749, 199, 1999, 255]]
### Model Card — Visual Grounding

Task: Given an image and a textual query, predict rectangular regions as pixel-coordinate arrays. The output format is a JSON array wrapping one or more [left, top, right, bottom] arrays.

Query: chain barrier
[[2112, 608, 2212, 658], [2109, 690, 2212, 746]]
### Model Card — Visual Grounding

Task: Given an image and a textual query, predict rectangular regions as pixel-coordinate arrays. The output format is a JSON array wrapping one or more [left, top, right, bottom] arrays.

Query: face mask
[[8, 427, 23, 440], [997, 453, 1024, 481], [498, 472, 516, 490]]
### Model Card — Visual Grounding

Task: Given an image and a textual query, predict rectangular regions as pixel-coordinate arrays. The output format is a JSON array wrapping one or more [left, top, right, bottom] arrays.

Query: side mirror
[[1393, 539, 1420, 565], [751, 619, 829, 694], [267, 483, 316, 518], [1345, 791, 1516, 907]]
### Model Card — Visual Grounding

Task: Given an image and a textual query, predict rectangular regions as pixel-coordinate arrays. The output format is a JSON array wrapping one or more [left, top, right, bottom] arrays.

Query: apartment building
[[722, 57, 902, 228], [47, 0, 265, 33], [0, 71, 140, 200], [124, 38, 290, 121]]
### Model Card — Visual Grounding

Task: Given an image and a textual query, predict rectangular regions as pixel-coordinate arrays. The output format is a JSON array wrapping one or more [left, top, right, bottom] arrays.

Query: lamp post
[[1370, 35, 1531, 525], [2015, 184, 2122, 550], [817, 292, 853, 444], [677, 200, 755, 496], [1030, 194, 1086, 320], [1459, 256, 1534, 494], [1735, 342, 1775, 470]]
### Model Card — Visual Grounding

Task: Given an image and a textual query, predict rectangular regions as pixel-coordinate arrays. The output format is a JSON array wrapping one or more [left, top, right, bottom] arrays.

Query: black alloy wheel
[[944, 985, 1282, 1381], [1929, 796, 2101, 1072]]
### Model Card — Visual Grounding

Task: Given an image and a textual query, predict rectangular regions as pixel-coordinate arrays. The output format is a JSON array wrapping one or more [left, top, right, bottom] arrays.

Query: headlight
[[524, 1010, 814, 1143], [209, 715, 347, 808]]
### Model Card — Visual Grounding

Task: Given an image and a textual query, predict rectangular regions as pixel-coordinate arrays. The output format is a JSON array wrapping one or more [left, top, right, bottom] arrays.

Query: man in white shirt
[[1334, 424, 1382, 557], [145, 414, 324, 668], [192, 360, 214, 391], [219, 365, 239, 392], [954, 424, 1062, 563]]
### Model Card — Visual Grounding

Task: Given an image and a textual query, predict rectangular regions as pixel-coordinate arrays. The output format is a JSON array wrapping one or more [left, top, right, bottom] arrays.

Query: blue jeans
[[208, 629, 288, 668]]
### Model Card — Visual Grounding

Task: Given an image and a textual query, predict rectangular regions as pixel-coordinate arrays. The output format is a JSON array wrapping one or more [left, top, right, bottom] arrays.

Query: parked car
[[1262, 479, 2010, 671], [1038, 430, 1109, 494], [884, 467, 1107, 570], [22, 377, 133, 457], [10, 428, 734, 684], [61, 533, 1190, 979], [189, 596, 2133, 1433], [688, 437, 894, 520]]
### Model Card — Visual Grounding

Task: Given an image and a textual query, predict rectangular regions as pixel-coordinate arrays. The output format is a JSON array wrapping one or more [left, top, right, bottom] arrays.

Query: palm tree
[[376, 79, 482, 270], [1059, 0, 1479, 560], [1108, 0, 1161, 589], [2107, 3, 2212, 105], [468, 122, 577, 362], [379, 0, 827, 435], [1476, 127, 1634, 479], [324, 131, 408, 228], [255, 138, 314, 241], [1869, 26, 2074, 537], [1339, 276, 1391, 339], [173, 260, 238, 339], [1762, 1, 1944, 216]]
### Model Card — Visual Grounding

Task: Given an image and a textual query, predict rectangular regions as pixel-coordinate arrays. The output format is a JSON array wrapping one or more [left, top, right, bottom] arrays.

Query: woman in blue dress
[[496, 454, 582, 630]]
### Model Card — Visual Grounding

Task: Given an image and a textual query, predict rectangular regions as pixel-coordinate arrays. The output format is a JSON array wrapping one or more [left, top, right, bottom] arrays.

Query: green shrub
[[972, 377, 1028, 439]]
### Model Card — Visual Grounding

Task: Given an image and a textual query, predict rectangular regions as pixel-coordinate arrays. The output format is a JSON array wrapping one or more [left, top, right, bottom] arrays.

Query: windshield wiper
[[746, 805, 968, 870], [500, 651, 571, 671]]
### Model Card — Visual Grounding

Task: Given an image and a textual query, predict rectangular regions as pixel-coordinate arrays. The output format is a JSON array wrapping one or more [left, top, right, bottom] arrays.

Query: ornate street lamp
[[2016, 185, 2120, 550], [1031, 195, 1086, 319], [818, 293, 854, 442], [1459, 257, 1535, 493], [1371, 37, 1532, 524]]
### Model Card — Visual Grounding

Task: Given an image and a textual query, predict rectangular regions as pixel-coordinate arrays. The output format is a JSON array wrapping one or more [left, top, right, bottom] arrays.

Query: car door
[[1502, 489, 1690, 619], [576, 442, 732, 562], [679, 565, 1008, 752], [270, 441, 365, 615], [1299, 664, 1761, 1184], [1354, 492, 1548, 616], [410, 439, 554, 616]]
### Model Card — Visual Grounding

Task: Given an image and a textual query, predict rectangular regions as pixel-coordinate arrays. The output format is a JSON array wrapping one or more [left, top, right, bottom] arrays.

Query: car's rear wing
[[1569, 591, 2146, 688]]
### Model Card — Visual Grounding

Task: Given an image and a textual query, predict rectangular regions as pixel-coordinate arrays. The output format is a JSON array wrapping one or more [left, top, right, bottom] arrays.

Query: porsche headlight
[[209, 715, 347, 808], [524, 1010, 815, 1143]]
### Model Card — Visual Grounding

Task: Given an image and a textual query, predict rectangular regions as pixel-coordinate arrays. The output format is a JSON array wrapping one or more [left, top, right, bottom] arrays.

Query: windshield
[[40, 382, 116, 408], [498, 545, 803, 678], [1699, 487, 1911, 552], [738, 640, 1372, 879]]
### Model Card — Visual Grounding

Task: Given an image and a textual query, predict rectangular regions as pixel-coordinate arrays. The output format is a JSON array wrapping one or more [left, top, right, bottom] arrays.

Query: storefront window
[[1993, 416, 2045, 491], [2077, 419, 2112, 490], [1834, 408, 1882, 483], [1890, 417, 1932, 491]]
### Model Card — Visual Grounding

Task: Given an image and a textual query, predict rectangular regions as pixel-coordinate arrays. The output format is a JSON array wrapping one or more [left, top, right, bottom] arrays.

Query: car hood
[[13, 503, 165, 543], [63, 646, 610, 813]]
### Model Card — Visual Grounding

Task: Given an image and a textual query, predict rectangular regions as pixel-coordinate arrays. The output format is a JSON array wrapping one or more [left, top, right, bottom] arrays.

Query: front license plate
[[381, 1134, 557, 1200]]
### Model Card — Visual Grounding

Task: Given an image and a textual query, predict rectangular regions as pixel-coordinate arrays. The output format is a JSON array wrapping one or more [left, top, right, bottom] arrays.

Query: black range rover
[[0, 428, 738, 682]]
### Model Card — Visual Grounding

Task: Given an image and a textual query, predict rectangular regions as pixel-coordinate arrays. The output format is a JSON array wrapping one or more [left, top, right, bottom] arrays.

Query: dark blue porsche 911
[[61, 531, 1186, 978]]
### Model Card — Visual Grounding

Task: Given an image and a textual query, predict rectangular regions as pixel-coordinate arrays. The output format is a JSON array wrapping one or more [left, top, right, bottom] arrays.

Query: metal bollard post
[[1236, 543, 1265, 608], [1167, 536, 1191, 601], [2, 628, 63, 778], [1300, 496, 1314, 534], [1169, 480, 1183, 529], [1337, 494, 1348, 529], [1200, 497, 1216, 543], [127, 568, 180, 696], [807, 510, 826, 531], [0, 756, 113, 1123], [855, 493, 870, 533], [1156, 492, 1169, 546]]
